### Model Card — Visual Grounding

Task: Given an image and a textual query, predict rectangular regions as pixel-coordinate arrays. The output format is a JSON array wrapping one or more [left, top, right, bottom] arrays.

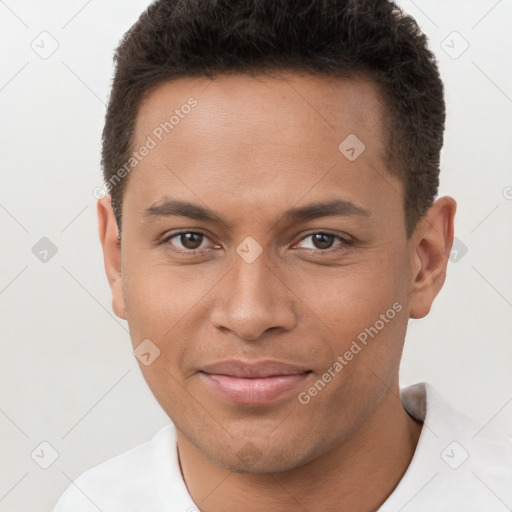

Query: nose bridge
[[211, 246, 296, 339], [231, 250, 271, 304]]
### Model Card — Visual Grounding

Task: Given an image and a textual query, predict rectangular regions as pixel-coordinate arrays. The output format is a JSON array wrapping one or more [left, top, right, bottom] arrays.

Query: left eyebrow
[[281, 199, 371, 222]]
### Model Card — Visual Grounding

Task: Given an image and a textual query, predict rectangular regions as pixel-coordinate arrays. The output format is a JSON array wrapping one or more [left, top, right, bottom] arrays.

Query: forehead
[[125, 72, 403, 230], [135, 71, 386, 148]]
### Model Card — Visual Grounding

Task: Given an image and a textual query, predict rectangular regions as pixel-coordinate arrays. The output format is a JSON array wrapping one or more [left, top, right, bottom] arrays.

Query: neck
[[176, 383, 423, 512]]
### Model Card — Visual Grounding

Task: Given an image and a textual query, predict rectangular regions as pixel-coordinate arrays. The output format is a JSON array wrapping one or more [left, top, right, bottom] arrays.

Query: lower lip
[[201, 372, 311, 406]]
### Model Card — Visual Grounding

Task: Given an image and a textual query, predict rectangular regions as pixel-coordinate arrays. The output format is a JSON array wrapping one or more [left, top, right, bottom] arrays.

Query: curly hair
[[102, 0, 445, 239]]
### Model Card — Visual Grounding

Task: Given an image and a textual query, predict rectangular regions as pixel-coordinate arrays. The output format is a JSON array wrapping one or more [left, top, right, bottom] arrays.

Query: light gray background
[[1, 1, 511, 510]]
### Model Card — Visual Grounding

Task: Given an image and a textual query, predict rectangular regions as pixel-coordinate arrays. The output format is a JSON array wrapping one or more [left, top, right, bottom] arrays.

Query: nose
[[210, 252, 297, 341]]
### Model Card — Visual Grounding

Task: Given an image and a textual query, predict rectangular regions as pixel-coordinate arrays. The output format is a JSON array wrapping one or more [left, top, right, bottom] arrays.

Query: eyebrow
[[144, 198, 371, 227]]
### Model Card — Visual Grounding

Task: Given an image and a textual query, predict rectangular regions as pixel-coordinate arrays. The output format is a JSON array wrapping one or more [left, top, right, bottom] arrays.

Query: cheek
[[288, 257, 404, 334], [286, 253, 409, 380], [121, 255, 219, 348]]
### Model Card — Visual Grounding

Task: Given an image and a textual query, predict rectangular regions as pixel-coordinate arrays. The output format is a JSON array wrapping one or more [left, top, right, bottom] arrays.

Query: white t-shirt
[[52, 382, 512, 511]]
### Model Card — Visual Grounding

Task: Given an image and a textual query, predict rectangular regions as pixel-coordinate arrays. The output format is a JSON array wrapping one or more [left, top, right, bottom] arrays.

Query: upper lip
[[200, 360, 311, 378]]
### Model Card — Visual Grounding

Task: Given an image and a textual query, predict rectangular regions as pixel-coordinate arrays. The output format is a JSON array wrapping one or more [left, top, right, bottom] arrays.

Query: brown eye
[[164, 231, 210, 252], [296, 232, 350, 251], [178, 232, 204, 250], [311, 233, 336, 249]]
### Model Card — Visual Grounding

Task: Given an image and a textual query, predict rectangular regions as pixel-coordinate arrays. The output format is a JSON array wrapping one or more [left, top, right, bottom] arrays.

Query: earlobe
[[97, 195, 127, 320], [409, 196, 457, 319]]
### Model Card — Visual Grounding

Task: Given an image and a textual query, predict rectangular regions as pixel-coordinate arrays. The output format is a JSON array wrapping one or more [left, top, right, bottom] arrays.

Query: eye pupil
[[312, 233, 334, 249], [181, 232, 203, 249]]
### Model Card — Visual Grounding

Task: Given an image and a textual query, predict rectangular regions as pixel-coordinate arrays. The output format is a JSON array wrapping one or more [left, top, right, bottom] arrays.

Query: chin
[[202, 436, 319, 475], [215, 454, 302, 475]]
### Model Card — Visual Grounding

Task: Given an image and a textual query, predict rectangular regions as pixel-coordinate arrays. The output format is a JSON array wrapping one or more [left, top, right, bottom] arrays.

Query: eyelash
[[159, 230, 353, 256]]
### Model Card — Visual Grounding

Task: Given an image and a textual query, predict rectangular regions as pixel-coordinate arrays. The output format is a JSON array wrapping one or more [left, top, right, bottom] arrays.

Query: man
[[53, 0, 512, 510]]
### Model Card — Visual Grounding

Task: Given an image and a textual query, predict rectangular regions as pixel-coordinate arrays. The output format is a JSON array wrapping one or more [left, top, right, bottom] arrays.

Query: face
[[98, 72, 453, 473]]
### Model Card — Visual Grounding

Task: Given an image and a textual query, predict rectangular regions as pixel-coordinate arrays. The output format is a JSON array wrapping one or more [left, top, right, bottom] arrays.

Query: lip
[[199, 360, 312, 406]]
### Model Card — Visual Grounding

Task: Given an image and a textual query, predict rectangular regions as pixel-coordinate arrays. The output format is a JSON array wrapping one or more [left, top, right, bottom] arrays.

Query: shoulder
[[383, 382, 512, 511], [422, 381, 512, 468], [427, 382, 512, 510], [52, 425, 175, 512]]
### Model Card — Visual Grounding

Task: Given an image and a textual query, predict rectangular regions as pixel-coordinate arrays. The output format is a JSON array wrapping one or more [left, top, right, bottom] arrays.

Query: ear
[[97, 195, 127, 320], [409, 196, 457, 319]]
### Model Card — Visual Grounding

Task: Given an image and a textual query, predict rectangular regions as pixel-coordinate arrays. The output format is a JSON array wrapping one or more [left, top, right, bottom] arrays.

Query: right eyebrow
[[145, 199, 225, 224]]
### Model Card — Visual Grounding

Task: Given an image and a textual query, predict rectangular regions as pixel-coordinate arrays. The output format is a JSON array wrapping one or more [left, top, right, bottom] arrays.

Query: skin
[[98, 72, 456, 511]]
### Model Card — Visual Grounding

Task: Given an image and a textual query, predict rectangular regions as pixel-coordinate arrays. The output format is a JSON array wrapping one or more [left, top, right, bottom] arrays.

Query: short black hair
[[102, 0, 445, 239]]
